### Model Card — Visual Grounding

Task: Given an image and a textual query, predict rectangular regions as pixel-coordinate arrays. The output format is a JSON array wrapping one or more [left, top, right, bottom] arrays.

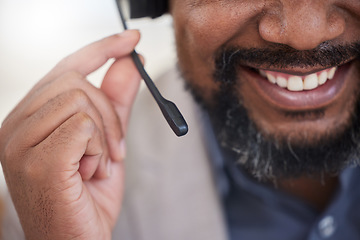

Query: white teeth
[[276, 76, 287, 88], [328, 67, 336, 79], [266, 72, 276, 84], [287, 76, 303, 91], [260, 70, 267, 78], [303, 73, 318, 90], [259, 67, 338, 92], [318, 71, 328, 85]]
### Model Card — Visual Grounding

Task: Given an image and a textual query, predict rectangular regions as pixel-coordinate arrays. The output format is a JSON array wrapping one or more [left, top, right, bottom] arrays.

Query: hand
[[0, 30, 141, 240]]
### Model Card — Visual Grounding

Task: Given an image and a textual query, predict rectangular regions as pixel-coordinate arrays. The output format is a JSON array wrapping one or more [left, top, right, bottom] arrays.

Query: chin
[[214, 89, 360, 181], [249, 107, 355, 148], [185, 73, 360, 181]]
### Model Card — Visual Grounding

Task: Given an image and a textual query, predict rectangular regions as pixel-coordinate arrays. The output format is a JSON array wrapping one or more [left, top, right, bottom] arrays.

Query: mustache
[[214, 41, 360, 84]]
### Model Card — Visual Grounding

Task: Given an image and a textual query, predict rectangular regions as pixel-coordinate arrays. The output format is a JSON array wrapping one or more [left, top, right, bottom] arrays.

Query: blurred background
[[0, 0, 176, 195]]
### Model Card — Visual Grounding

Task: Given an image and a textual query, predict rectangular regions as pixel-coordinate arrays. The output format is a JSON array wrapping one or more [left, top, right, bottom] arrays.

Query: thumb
[[101, 55, 142, 135]]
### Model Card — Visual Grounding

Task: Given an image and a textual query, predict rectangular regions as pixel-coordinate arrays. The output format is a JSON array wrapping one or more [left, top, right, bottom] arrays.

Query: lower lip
[[242, 63, 353, 111]]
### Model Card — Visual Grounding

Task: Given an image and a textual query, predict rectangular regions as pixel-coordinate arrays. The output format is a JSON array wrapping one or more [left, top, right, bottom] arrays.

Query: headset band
[[130, 0, 168, 18]]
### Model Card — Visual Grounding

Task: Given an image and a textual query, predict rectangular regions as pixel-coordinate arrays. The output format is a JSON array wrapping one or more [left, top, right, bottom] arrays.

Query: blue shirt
[[223, 158, 360, 240], [203, 114, 360, 240]]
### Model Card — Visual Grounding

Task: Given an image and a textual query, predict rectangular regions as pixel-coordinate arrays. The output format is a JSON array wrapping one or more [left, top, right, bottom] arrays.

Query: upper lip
[[247, 57, 356, 76], [255, 66, 333, 76]]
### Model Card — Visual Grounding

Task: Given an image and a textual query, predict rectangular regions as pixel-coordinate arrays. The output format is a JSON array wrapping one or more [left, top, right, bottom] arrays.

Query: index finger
[[42, 30, 140, 84]]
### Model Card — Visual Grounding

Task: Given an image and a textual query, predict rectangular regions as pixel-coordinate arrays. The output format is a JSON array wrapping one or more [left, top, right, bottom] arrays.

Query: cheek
[[172, 9, 221, 102], [171, 1, 268, 102], [171, 2, 260, 102], [173, 2, 261, 59]]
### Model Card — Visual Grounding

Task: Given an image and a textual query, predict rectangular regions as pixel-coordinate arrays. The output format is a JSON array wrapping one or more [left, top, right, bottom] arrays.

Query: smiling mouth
[[258, 67, 337, 92], [243, 61, 356, 110]]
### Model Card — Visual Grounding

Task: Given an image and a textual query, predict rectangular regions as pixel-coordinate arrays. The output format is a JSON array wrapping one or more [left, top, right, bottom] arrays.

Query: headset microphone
[[115, 0, 188, 137]]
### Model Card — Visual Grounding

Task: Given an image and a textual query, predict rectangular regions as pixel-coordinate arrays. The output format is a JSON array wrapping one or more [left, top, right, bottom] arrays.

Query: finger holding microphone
[[0, 30, 142, 240]]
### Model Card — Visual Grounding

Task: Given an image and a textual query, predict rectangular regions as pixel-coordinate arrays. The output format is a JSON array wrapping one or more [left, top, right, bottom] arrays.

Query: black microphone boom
[[115, 0, 188, 137]]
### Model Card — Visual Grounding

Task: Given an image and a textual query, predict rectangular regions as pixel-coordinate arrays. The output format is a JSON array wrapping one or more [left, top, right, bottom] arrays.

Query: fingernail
[[107, 159, 112, 177], [120, 139, 126, 159]]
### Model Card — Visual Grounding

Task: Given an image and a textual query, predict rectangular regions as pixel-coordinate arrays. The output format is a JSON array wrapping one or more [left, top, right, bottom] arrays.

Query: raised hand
[[0, 30, 141, 240]]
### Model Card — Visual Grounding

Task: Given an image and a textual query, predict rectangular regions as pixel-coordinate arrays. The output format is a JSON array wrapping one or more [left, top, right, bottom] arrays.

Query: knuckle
[[72, 112, 96, 134], [67, 88, 92, 108], [3, 138, 18, 161], [65, 89, 105, 128], [2, 138, 26, 172], [3, 140, 14, 164]]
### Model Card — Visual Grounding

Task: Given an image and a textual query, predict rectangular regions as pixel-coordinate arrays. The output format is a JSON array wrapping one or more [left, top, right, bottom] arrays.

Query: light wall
[[0, 0, 176, 194]]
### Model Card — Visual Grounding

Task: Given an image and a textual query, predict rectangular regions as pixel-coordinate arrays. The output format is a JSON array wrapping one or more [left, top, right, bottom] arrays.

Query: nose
[[258, 1, 345, 50]]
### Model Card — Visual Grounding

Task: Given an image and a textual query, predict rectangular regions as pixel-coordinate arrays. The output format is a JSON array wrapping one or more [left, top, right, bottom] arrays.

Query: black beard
[[183, 41, 360, 182], [207, 84, 360, 181]]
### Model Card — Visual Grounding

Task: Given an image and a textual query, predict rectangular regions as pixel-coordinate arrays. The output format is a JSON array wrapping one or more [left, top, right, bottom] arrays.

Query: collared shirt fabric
[[223, 154, 360, 240], [202, 113, 360, 240]]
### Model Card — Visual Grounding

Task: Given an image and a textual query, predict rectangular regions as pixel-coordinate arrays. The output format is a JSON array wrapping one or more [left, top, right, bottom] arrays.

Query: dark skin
[[278, 176, 339, 211], [0, 31, 142, 239], [0, 1, 360, 239], [170, 0, 360, 210]]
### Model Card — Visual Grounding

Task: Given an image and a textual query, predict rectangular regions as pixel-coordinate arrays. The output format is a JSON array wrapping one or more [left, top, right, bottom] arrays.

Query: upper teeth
[[259, 67, 337, 92]]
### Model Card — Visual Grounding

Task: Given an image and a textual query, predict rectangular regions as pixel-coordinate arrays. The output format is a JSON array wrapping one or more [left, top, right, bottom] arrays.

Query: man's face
[[170, 0, 360, 180]]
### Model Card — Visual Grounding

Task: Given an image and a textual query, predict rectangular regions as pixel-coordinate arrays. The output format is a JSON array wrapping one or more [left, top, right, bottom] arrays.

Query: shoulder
[[113, 67, 226, 240]]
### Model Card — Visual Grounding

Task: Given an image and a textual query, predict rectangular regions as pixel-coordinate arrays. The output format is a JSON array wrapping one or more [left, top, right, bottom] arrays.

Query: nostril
[[258, 13, 286, 45], [327, 11, 345, 41]]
